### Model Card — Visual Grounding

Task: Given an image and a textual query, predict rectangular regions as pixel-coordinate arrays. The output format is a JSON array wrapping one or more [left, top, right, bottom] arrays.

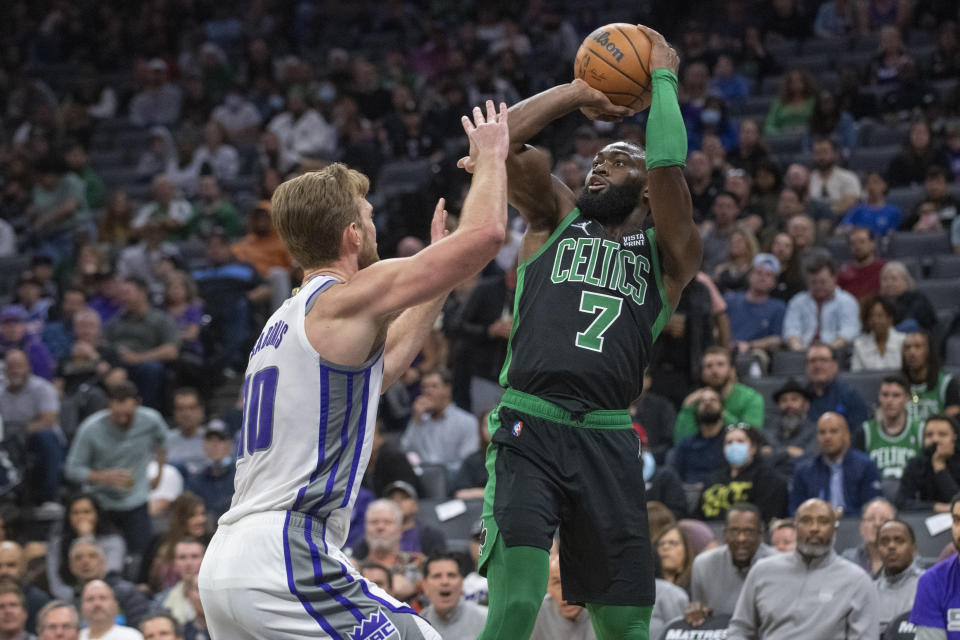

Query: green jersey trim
[[498, 208, 581, 388], [863, 418, 918, 446], [500, 388, 632, 428], [646, 228, 672, 342]]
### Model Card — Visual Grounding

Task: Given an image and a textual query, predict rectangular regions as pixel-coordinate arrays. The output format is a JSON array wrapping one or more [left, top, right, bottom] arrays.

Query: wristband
[[644, 68, 688, 170]]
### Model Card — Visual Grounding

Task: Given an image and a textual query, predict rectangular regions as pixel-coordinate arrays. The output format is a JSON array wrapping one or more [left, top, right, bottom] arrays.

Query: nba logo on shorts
[[512, 421, 523, 436], [349, 609, 397, 640]]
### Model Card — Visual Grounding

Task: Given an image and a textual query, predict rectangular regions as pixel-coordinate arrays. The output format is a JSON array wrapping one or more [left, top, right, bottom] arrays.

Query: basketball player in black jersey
[[458, 26, 700, 640]]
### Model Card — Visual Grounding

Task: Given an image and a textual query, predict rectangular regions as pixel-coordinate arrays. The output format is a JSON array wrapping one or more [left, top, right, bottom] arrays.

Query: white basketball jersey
[[221, 275, 384, 549]]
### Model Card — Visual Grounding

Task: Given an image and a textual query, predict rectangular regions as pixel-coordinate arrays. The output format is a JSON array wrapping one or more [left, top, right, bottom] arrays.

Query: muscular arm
[[641, 30, 700, 307], [382, 296, 447, 390]]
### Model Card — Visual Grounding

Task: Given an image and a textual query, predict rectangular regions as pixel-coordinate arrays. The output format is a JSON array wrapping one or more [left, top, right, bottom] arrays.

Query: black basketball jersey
[[500, 208, 671, 414]]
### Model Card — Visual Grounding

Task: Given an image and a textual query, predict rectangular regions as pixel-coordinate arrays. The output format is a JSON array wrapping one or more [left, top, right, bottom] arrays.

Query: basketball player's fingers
[[461, 115, 475, 135], [456, 156, 475, 174], [498, 102, 508, 125], [473, 105, 485, 125], [636, 24, 666, 45], [485, 99, 497, 122]]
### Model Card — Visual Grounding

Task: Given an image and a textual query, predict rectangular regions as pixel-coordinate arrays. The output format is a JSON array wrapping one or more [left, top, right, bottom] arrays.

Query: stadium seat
[[416, 497, 483, 553], [745, 375, 790, 409], [900, 510, 954, 560], [766, 133, 806, 156], [771, 350, 806, 376], [839, 370, 896, 407], [914, 279, 960, 313], [824, 235, 850, 263], [375, 159, 434, 199], [0, 256, 30, 300], [888, 231, 952, 258], [848, 145, 899, 173], [886, 187, 925, 212], [946, 335, 960, 367], [931, 254, 960, 279], [418, 463, 448, 500]]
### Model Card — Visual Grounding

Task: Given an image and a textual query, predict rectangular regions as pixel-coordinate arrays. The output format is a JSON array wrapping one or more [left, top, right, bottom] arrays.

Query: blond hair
[[271, 163, 370, 269]]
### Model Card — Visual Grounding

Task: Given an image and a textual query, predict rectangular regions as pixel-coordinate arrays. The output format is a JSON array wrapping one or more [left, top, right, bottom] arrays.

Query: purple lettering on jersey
[[249, 321, 290, 359]]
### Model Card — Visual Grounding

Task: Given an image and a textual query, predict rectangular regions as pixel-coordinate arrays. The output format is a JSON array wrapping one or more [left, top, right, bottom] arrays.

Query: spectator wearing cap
[[727, 498, 879, 639], [836, 172, 902, 238], [183, 175, 241, 240], [129, 58, 182, 127], [131, 175, 191, 243], [65, 382, 169, 555], [851, 296, 905, 372], [103, 277, 179, 410], [873, 519, 923, 635], [266, 86, 337, 173], [0, 306, 54, 380], [896, 414, 960, 512], [0, 349, 62, 511], [783, 253, 861, 352], [763, 379, 818, 478], [790, 412, 883, 516], [697, 425, 788, 522], [382, 481, 446, 557], [725, 253, 786, 372], [674, 347, 764, 444], [183, 420, 235, 522], [191, 233, 270, 375], [24, 154, 91, 262], [230, 201, 293, 312]]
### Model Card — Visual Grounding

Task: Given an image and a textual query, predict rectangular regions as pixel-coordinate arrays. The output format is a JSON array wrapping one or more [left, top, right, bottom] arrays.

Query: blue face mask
[[724, 442, 750, 467], [642, 451, 656, 481], [701, 108, 721, 125]]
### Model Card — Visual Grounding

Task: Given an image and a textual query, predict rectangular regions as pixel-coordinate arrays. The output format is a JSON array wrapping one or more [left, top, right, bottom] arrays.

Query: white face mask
[[642, 451, 656, 481]]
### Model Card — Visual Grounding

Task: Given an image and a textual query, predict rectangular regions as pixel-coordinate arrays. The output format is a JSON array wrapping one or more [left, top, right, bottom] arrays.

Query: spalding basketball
[[574, 23, 652, 110]]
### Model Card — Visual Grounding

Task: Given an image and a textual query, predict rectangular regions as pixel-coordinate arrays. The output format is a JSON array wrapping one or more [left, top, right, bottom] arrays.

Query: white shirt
[[782, 288, 861, 348], [851, 329, 906, 372], [80, 625, 143, 640], [809, 166, 861, 209], [267, 109, 337, 172]]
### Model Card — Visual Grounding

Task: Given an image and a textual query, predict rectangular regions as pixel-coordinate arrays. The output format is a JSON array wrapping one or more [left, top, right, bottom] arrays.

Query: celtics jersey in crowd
[[859, 417, 924, 479], [499, 208, 670, 414], [907, 371, 953, 424]]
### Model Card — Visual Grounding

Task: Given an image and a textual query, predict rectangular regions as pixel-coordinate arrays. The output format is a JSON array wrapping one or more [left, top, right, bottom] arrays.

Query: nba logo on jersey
[[349, 609, 397, 640], [512, 421, 523, 436]]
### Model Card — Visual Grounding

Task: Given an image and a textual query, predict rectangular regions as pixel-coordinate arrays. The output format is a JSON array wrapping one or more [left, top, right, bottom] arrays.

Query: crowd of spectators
[[0, 0, 958, 638]]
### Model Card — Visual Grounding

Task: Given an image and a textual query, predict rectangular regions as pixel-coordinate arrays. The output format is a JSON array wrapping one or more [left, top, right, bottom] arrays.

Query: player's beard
[[575, 180, 644, 228], [797, 536, 833, 558]]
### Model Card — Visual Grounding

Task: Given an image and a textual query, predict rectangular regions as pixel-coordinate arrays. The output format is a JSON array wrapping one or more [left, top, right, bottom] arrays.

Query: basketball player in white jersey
[[198, 101, 510, 639]]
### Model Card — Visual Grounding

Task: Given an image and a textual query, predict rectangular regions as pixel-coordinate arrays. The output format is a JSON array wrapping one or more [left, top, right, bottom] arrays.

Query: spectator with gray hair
[[63, 539, 153, 628], [878, 261, 937, 332], [36, 601, 79, 640]]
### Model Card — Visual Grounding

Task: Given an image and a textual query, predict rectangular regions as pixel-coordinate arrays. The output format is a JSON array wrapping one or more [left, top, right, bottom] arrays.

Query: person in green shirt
[[764, 70, 816, 135], [674, 346, 765, 443], [853, 374, 923, 479], [183, 174, 242, 240], [65, 141, 106, 210]]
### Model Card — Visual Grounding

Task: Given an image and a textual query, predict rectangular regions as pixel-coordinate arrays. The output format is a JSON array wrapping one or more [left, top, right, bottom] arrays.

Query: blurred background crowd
[[0, 0, 958, 638]]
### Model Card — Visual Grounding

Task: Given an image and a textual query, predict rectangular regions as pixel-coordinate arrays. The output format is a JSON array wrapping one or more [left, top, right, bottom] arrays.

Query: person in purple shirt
[[0, 305, 55, 380], [910, 491, 960, 639]]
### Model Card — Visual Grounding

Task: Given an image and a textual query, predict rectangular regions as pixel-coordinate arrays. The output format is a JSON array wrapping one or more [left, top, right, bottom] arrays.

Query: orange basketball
[[574, 23, 652, 110]]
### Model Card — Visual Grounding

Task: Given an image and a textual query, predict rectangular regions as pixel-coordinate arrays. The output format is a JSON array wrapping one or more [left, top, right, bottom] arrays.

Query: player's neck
[[302, 263, 354, 286]]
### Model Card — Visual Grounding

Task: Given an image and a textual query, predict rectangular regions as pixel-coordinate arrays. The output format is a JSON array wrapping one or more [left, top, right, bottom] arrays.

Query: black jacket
[[895, 449, 960, 511], [696, 458, 789, 522]]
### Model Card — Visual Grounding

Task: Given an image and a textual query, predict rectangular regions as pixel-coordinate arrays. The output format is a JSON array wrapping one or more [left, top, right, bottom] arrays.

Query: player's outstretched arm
[[341, 101, 509, 319], [458, 82, 633, 233], [381, 199, 450, 389], [639, 26, 701, 309]]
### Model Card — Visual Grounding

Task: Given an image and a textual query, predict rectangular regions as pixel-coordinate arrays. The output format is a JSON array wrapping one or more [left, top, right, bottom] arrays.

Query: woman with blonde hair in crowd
[[713, 229, 759, 294], [879, 261, 937, 332]]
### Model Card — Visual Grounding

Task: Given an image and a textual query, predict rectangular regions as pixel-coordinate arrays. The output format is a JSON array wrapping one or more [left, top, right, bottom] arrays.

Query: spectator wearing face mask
[[697, 425, 788, 522]]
